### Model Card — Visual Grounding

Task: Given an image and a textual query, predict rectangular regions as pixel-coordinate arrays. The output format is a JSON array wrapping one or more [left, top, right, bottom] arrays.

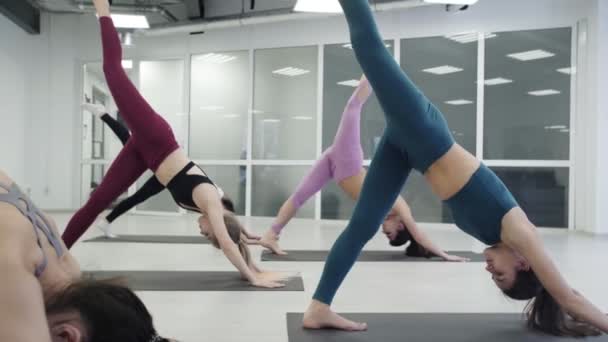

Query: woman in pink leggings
[[62, 0, 285, 289], [260, 76, 465, 262]]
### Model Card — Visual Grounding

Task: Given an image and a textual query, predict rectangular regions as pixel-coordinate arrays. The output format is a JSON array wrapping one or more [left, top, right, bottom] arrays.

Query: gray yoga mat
[[262, 250, 484, 262], [287, 313, 608, 342], [84, 235, 211, 244], [83, 270, 304, 291]]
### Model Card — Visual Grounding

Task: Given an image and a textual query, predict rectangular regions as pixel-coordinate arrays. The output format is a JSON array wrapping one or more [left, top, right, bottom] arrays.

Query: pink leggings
[[62, 17, 179, 248], [271, 81, 369, 234]]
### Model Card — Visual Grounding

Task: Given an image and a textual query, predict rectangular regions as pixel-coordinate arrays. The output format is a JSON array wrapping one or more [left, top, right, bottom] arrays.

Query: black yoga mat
[[83, 270, 304, 291], [262, 250, 484, 262], [84, 235, 211, 244], [286, 313, 607, 342]]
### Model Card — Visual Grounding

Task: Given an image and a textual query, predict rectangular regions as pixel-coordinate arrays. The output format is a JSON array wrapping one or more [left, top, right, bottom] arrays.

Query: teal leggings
[[312, 0, 455, 304]]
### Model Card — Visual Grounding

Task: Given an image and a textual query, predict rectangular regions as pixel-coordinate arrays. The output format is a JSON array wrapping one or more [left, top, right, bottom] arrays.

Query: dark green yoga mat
[[262, 250, 484, 262], [83, 270, 304, 291], [286, 313, 608, 342], [84, 235, 211, 244]]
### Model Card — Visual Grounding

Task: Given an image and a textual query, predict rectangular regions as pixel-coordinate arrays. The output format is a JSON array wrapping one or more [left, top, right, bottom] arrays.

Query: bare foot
[[302, 300, 367, 331], [260, 230, 288, 255]]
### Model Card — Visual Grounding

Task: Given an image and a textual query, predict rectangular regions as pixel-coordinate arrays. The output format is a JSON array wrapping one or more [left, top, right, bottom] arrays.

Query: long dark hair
[[46, 279, 171, 342], [390, 226, 434, 258], [504, 270, 600, 337]]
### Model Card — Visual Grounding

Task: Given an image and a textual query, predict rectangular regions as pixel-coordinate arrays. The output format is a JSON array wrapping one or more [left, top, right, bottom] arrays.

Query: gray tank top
[[0, 182, 64, 277]]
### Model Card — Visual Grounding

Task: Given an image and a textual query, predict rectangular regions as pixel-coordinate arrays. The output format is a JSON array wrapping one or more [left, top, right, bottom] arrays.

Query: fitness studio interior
[[1, 0, 607, 341]]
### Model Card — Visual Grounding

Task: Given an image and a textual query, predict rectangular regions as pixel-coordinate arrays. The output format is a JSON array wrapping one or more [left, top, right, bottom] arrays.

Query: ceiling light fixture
[[483, 77, 513, 86], [272, 67, 311, 77], [337, 79, 360, 87], [196, 53, 237, 64], [121, 60, 133, 69], [445, 99, 474, 105], [422, 65, 463, 75], [528, 89, 561, 96], [111, 14, 149, 29], [446, 32, 497, 44], [294, 0, 342, 13], [507, 49, 555, 61]]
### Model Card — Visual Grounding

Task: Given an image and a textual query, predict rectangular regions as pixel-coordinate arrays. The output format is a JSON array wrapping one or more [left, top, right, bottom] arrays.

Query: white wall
[[7, 0, 605, 233], [0, 15, 33, 185], [594, 0, 608, 234]]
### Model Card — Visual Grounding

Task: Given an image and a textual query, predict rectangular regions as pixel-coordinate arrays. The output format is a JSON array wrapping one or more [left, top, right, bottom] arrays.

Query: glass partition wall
[[80, 27, 574, 229]]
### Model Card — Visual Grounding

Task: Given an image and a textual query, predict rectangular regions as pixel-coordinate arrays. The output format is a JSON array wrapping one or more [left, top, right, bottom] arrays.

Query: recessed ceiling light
[[560, 128, 570, 133], [445, 99, 474, 105], [294, 0, 342, 13], [249, 109, 265, 114], [337, 79, 360, 87], [272, 67, 310, 77], [196, 53, 237, 64], [446, 32, 497, 44], [507, 49, 555, 61], [263, 119, 281, 123], [111, 14, 149, 29], [121, 60, 133, 69], [483, 77, 513, 86], [293, 116, 313, 120], [424, 0, 479, 4], [422, 65, 463, 75], [528, 89, 561, 96], [544, 125, 567, 130], [557, 67, 575, 75]]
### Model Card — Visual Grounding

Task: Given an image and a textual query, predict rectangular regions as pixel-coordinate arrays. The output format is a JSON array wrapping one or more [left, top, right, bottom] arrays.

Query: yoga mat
[[84, 235, 211, 244], [262, 250, 484, 262], [286, 313, 607, 342], [83, 270, 304, 291]]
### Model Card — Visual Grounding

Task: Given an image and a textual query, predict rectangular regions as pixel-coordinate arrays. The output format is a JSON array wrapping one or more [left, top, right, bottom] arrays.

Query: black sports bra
[[166, 162, 223, 212]]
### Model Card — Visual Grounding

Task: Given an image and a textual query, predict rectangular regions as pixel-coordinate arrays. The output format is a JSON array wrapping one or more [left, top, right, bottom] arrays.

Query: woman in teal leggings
[[303, 0, 608, 336]]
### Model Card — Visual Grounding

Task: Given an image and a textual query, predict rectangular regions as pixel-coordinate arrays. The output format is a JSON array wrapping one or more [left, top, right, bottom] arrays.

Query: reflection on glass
[[253, 46, 318, 160], [140, 60, 187, 147], [135, 171, 179, 213], [401, 35, 478, 154], [190, 51, 249, 160], [252, 166, 314, 218], [201, 165, 247, 215], [322, 42, 393, 159], [484, 28, 571, 160], [491, 167, 568, 228], [401, 172, 454, 224], [82, 62, 128, 161], [80, 164, 128, 207]]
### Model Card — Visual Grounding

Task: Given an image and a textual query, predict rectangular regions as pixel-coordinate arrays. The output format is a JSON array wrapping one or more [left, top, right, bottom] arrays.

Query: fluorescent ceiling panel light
[[293, 116, 313, 120], [272, 67, 310, 77], [342, 43, 392, 49], [249, 109, 265, 114], [263, 119, 281, 123], [424, 0, 479, 4], [337, 79, 360, 87], [111, 14, 149, 29], [446, 32, 497, 44], [544, 125, 567, 130], [560, 128, 570, 133], [223, 114, 240, 118], [422, 65, 463, 75], [557, 67, 575, 75], [528, 89, 561, 96], [445, 99, 474, 105], [121, 60, 133, 69], [199, 105, 225, 111], [483, 77, 513, 86], [294, 0, 342, 13], [196, 53, 237, 64], [507, 49, 555, 61]]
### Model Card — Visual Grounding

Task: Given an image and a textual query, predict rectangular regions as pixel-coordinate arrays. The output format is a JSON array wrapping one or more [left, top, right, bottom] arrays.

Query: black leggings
[[100, 114, 167, 223]]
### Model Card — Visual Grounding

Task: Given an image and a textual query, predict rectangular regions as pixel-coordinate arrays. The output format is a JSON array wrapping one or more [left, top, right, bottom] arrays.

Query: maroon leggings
[[62, 17, 179, 248]]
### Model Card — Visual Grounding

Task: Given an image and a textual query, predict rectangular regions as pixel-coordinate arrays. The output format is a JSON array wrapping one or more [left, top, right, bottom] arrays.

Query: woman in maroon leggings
[[62, 0, 284, 289]]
